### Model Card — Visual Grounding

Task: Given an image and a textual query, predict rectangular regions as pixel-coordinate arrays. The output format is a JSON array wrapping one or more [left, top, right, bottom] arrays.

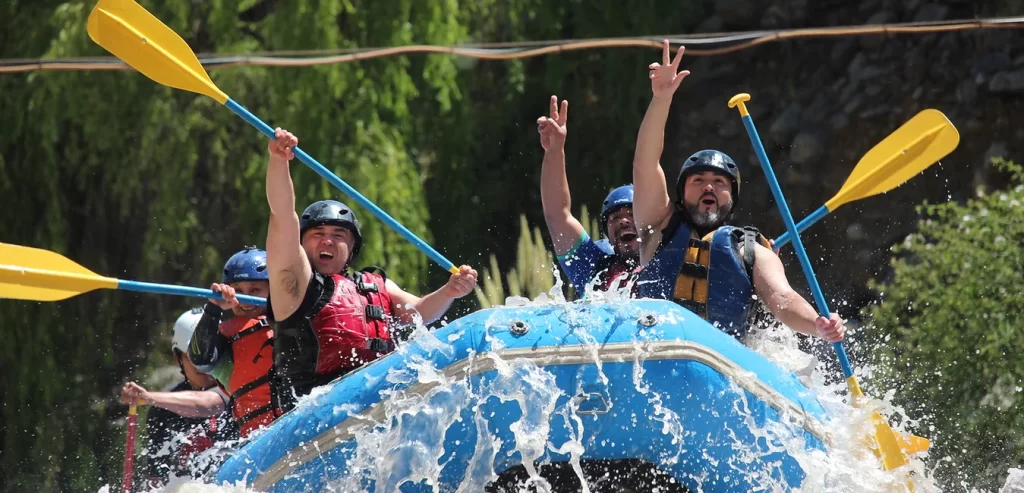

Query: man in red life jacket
[[188, 246, 277, 439], [264, 128, 480, 413], [536, 96, 640, 295]]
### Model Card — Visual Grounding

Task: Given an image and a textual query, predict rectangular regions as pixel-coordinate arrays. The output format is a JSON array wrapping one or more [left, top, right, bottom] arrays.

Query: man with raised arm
[[630, 40, 846, 343], [537, 95, 640, 294], [264, 128, 479, 413]]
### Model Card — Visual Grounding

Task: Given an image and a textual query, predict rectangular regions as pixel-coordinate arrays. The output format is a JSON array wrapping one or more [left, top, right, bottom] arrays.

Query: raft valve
[[509, 319, 530, 336]]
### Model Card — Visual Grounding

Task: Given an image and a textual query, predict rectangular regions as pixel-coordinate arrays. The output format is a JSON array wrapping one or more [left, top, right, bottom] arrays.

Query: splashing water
[[100, 269, 1020, 493]]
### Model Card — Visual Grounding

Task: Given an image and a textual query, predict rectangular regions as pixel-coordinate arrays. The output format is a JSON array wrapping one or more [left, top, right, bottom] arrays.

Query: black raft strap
[[237, 403, 276, 426], [231, 374, 273, 401], [365, 305, 386, 321], [677, 298, 707, 315], [227, 318, 271, 344], [679, 262, 708, 278]]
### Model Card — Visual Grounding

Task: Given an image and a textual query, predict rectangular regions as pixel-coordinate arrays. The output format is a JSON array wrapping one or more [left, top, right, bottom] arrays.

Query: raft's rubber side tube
[[214, 300, 830, 492]]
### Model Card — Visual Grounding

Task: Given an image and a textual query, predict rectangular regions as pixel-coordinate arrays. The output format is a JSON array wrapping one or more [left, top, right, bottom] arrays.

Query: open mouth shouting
[[616, 228, 639, 243], [699, 193, 719, 210]]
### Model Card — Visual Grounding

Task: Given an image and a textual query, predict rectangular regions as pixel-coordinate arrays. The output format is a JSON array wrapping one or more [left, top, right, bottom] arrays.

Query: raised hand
[[537, 95, 569, 152], [268, 127, 298, 161], [648, 40, 690, 99]]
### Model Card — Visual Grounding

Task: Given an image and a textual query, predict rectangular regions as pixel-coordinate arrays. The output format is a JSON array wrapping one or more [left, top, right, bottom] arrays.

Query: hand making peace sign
[[648, 40, 690, 99], [537, 95, 569, 152]]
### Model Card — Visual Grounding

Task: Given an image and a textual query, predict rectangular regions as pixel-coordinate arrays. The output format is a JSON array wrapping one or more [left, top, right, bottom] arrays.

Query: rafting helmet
[[222, 246, 268, 284], [300, 200, 363, 264], [600, 184, 634, 238], [676, 149, 741, 209], [172, 307, 204, 355]]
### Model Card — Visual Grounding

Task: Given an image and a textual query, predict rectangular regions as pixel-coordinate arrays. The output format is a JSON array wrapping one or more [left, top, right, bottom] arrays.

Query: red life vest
[[309, 271, 395, 375], [273, 270, 396, 411], [218, 316, 276, 438]]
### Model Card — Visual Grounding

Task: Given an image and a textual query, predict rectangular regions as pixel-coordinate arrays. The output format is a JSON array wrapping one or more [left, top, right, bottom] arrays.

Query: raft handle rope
[[3, 15, 1023, 74]]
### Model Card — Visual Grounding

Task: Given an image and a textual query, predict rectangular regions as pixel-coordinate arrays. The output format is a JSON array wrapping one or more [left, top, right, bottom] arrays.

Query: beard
[[685, 199, 733, 229]]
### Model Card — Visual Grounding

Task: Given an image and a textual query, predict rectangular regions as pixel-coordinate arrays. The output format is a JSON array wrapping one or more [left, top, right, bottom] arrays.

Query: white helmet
[[172, 307, 205, 354]]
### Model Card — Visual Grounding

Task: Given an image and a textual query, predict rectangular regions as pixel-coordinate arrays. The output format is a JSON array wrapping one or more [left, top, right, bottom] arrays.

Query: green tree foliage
[[862, 159, 1024, 490], [474, 214, 557, 308], [0, 0, 465, 490]]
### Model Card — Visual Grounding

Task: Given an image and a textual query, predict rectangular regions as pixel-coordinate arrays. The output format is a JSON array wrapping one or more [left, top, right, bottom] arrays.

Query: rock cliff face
[[659, 0, 1024, 315]]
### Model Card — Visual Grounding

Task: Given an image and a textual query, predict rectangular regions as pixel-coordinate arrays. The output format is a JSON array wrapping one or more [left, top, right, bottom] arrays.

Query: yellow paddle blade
[[871, 411, 911, 470], [0, 243, 118, 302], [825, 109, 959, 211], [86, 0, 228, 104]]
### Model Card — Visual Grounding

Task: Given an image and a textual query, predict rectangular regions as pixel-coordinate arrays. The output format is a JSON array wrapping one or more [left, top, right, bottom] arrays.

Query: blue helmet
[[222, 246, 269, 284], [600, 184, 634, 237], [300, 200, 362, 264]]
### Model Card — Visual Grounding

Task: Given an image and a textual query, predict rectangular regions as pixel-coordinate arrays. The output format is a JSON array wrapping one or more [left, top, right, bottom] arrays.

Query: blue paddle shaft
[[117, 280, 267, 306], [772, 205, 829, 250], [738, 114, 854, 379], [224, 98, 458, 273]]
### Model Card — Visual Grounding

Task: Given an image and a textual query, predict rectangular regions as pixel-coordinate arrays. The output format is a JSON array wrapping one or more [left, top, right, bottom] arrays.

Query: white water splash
[[107, 269, 965, 493]]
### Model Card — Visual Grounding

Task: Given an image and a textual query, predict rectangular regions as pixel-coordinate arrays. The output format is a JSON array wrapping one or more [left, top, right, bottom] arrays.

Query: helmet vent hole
[[689, 156, 698, 161]]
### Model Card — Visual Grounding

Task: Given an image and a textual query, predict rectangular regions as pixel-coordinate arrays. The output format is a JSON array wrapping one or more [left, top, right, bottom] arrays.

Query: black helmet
[[675, 149, 741, 208], [299, 200, 362, 264]]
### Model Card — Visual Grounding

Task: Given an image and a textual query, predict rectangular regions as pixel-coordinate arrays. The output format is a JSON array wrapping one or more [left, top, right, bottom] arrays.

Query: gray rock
[[695, 15, 726, 34], [971, 52, 1010, 76], [847, 52, 867, 76], [718, 119, 740, 138], [770, 105, 802, 144], [859, 105, 891, 119], [829, 113, 850, 131], [988, 69, 1024, 93], [957, 79, 977, 104], [1014, 54, 1024, 67], [831, 39, 858, 69], [715, 0, 764, 27], [839, 78, 861, 104], [904, 55, 928, 85], [965, 119, 985, 133], [844, 94, 865, 114], [760, 5, 789, 28], [861, 11, 894, 49], [864, 84, 884, 97], [701, 99, 730, 124], [902, 0, 923, 14], [913, 3, 949, 23], [789, 132, 824, 165], [857, 65, 886, 82], [912, 87, 923, 100], [984, 141, 1009, 164]]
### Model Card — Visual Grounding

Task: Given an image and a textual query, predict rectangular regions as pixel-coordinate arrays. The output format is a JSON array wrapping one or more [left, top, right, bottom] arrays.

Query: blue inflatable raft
[[213, 299, 832, 492]]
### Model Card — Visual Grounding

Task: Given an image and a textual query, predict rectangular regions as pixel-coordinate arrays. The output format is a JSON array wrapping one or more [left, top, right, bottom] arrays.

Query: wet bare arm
[[750, 244, 822, 337], [142, 391, 226, 418], [385, 280, 455, 326], [541, 147, 586, 255], [538, 96, 585, 255], [631, 96, 674, 236], [265, 130, 312, 321], [633, 41, 689, 242]]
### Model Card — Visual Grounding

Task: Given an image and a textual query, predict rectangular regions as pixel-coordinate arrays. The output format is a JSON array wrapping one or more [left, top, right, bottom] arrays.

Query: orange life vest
[[219, 316, 276, 438]]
